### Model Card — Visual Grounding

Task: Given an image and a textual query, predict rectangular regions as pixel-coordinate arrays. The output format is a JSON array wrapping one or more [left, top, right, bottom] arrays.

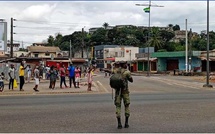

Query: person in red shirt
[[59, 64, 68, 89]]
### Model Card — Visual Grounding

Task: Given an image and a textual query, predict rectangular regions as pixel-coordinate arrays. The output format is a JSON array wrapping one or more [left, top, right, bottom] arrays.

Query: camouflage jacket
[[112, 68, 132, 90]]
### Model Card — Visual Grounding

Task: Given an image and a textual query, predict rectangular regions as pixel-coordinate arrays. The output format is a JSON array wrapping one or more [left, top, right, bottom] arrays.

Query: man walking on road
[[112, 61, 133, 129]]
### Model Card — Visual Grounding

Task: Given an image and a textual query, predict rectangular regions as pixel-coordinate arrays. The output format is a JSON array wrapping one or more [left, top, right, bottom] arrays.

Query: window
[[34, 54, 39, 57], [97, 50, 100, 56], [45, 53, 50, 56], [45, 51, 50, 56], [115, 52, 118, 57], [101, 50, 104, 55], [121, 51, 125, 57], [118, 52, 121, 57]]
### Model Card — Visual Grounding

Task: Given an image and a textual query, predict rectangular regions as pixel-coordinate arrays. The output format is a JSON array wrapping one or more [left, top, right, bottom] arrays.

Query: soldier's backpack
[[109, 69, 126, 90]]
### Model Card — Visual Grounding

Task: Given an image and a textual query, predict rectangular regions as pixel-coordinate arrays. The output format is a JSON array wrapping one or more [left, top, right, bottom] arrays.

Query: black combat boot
[[117, 117, 122, 129], [124, 116, 129, 128]]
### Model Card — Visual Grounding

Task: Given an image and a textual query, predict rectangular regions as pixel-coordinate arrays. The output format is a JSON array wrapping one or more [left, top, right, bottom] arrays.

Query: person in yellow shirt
[[19, 61, 27, 91]]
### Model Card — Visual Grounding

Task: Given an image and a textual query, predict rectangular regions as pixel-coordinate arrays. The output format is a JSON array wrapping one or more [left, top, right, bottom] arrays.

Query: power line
[[13, 40, 33, 44], [16, 19, 100, 26], [15, 26, 62, 30]]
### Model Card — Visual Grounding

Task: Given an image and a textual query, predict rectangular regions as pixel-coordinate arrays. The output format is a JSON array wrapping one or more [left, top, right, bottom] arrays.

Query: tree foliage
[[45, 23, 215, 53], [173, 24, 180, 31]]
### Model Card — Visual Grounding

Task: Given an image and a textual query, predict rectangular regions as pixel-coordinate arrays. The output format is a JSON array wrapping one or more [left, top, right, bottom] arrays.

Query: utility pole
[[185, 19, 188, 73], [22, 41, 24, 49], [81, 27, 85, 58], [87, 45, 89, 66], [203, 0, 213, 88], [135, 1, 163, 77], [147, 0, 151, 77], [10, 18, 13, 58], [188, 28, 192, 72], [70, 40, 72, 63], [70, 40, 71, 58]]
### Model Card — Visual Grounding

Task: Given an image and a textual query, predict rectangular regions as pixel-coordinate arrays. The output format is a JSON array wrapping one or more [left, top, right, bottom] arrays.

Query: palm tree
[[103, 22, 109, 29], [148, 27, 163, 51], [102, 22, 110, 44]]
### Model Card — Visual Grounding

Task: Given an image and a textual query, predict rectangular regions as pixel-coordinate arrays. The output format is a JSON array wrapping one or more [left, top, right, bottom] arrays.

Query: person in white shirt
[[33, 66, 40, 92], [45, 65, 50, 80], [8, 64, 15, 90], [27, 65, 32, 83]]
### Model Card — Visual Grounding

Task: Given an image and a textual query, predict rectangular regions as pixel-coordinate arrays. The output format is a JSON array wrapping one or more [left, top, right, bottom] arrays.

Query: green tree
[[173, 24, 180, 31], [60, 41, 70, 51], [160, 30, 175, 43], [47, 35, 55, 46], [46, 33, 63, 48], [175, 44, 185, 51], [148, 27, 163, 51], [90, 28, 107, 45], [54, 33, 63, 47]]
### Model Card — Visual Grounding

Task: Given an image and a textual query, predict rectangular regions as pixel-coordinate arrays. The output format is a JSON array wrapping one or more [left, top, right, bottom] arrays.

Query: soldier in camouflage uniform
[[113, 61, 133, 129]]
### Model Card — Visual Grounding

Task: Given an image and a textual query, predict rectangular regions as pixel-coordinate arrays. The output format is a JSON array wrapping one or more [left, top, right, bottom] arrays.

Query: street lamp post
[[147, 0, 151, 77], [135, 1, 163, 77], [203, 0, 213, 88], [69, 40, 72, 63], [81, 26, 89, 66]]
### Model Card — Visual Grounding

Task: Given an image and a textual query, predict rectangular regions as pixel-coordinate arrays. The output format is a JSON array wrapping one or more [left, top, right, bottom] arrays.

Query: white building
[[6, 43, 20, 54], [103, 46, 139, 68]]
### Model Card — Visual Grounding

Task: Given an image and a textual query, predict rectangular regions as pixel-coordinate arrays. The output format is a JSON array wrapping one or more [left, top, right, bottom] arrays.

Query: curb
[[131, 73, 165, 76], [0, 90, 96, 96], [0, 80, 99, 96]]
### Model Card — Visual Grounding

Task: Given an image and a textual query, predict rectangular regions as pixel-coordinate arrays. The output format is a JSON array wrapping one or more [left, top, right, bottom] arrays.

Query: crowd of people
[[0, 61, 95, 92], [0, 60, 133, 129]]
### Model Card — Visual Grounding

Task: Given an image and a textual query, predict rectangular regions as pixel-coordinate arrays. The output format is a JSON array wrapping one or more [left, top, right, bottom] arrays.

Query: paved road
[[1, 73, 215, 133], [1, 93, 215, 133], [95, 73, 215, 94]]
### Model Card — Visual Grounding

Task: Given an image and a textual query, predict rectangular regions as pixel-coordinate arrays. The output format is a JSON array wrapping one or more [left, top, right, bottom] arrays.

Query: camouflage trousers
[[114, 89, 130, 118]]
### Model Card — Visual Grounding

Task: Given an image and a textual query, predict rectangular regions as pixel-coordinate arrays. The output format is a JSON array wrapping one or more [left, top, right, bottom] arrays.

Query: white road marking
[[96, 81, 109, 93], [143, 76, 210, 89]]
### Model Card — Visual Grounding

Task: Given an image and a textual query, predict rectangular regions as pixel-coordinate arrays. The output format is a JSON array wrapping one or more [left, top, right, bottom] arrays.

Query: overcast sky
[[0, 1, 215, 48]]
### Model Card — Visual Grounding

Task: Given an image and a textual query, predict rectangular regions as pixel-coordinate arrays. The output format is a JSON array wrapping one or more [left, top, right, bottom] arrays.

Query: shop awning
[[200, 57, 215, 61], [104, 57, 115, 61]]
